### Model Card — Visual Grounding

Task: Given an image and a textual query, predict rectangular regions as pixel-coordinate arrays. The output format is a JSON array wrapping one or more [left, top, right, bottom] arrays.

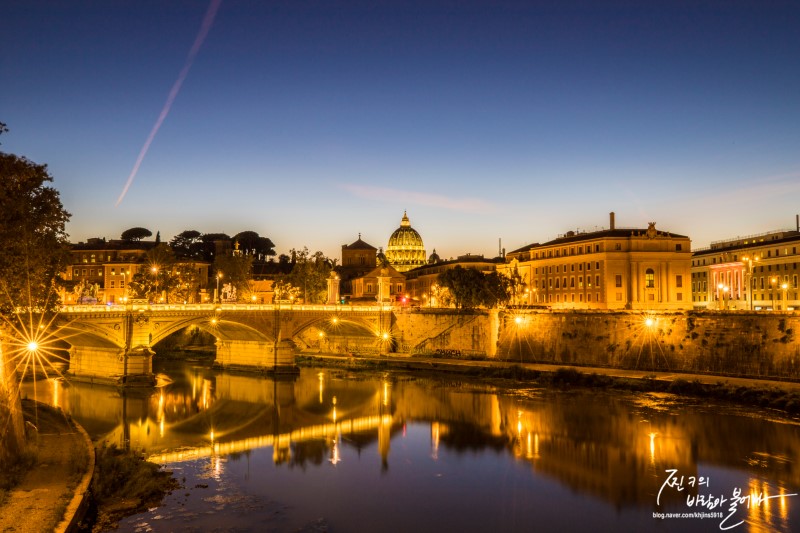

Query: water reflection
[[21, 362, 800, 532]]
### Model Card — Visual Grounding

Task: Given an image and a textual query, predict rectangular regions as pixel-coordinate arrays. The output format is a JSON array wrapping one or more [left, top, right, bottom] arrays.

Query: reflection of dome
[[428, 249, 440, 264], [385, 211, 426, 272]]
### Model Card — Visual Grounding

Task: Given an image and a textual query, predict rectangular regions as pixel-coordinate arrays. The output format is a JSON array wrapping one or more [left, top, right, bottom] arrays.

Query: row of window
[[692, 247, 799, 267], [691, 275, 799, 293], [536, 261, 602, 274]]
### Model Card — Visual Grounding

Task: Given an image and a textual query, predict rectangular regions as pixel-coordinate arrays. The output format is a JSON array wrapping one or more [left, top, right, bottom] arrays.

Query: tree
[[121, 227, 152, 242], [437, 267, 510, 310], [277, 248, 335, 304], [197, 232, 230, 261], [128, 244, 179, 303], [169, 230, 202, 258], [0, 125, 71, 471], [0, 152, 71, 315], [232, 231, 276, 258], [214, 253, 254, 302]]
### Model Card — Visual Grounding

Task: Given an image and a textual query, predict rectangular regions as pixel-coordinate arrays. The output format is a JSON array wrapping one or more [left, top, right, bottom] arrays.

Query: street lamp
[[742, 255, 759, 310], [151, 266, 159, 304], [771, 277, 778, 310], [216, 272, 223, 303], [782, 282, 788, 311], [717, 283, 729, 310]]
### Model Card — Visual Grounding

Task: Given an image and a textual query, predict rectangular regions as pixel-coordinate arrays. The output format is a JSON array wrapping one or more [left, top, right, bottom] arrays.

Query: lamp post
[[216, 272, 223, 303], [771, 277, 778, 310], [151, 266, 159, 305], [717, 283, 727, 310], [782, 282, 788, 311], [742, 256, 758, 310]]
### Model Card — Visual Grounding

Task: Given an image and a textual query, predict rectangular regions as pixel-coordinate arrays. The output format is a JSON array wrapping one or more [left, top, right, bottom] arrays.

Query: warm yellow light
[[211, 318, 218, 325], [782, 283, 788, 290], [27, 341, 39, 352], [331, 317, 339, 325], [645, 318, 655, 327], [151, 266, 158, 273], [318, 331, 325, 338], [382, 332, 389, 340], [514, 316, 523, 325]]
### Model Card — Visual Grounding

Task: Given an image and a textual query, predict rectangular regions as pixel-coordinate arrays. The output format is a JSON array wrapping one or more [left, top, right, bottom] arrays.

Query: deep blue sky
[[3, 1, 800, 259]]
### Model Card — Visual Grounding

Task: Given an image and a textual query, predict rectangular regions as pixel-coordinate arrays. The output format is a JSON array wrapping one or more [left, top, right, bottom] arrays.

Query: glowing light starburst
[[1, 308, 72, 384]]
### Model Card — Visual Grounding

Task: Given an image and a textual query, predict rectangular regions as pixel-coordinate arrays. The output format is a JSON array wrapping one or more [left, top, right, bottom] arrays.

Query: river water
[[21, 360, 800, 532]]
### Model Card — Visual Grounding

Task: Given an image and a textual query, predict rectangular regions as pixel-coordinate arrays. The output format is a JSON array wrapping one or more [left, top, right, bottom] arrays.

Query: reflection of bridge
[[57, 304, 392, 384]]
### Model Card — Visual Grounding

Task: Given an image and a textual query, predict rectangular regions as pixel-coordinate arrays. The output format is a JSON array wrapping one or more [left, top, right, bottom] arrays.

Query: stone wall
[[497, 310, 800, 379], [392, 308, 498, 356]]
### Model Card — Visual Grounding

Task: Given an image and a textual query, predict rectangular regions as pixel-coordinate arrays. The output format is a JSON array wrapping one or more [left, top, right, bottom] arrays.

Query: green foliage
[[214, 253, 254, 301], [437, 266, 511, 309], [168, 230, 202, 258], [0, 145, 70, 316], [120, 227, 152, 242], [232, 230, 276, 258], [91, 444, 178, 530], [277, 248, 335, 304]]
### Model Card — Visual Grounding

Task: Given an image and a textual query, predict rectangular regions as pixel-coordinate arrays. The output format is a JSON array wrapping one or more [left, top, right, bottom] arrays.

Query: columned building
[[690, 224, 800, 310], [385, 212, 426, 273], [501, 213, 692, 310]]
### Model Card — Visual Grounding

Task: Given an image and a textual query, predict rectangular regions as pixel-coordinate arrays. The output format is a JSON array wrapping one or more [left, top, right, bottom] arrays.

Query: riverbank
[[298, 353, 800, 415], [0, 400, 93, 533]]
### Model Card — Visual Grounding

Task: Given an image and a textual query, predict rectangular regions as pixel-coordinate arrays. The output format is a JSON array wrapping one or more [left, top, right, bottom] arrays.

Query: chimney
[[609, 212, 616, 230], [796, 214, 799, 232]]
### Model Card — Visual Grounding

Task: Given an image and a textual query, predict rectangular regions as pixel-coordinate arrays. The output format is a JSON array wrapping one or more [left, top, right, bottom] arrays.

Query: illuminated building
[[350, 265, 406, 303], [385, 212, 426, 273], [63, 238, 210, 305], [501, 213, 691, 310], [690, 219, 800, 310]]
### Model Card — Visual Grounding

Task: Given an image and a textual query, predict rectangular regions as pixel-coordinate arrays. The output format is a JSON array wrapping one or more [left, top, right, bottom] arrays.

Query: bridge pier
[[68, 345, 155, 386], [214, 339, 297, 373]]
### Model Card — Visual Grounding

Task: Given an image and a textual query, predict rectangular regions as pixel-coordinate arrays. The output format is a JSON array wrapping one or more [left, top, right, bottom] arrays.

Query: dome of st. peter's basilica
[[385, 212, 426, 272]]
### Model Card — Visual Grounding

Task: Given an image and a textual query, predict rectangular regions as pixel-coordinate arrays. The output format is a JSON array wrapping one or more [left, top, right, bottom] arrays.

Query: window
[[596, 262, 600, 269], [595, 244, 600, 252], [645, 268, 655, 288], [677, 293, 683, 301], [615, 243, 621, 251], [555, 279, 560, 289], [615, 275, 622, 288], [110, 281, 115, 288], [676, 244, 682, 251], [595, 275, 600, 286], [616, 292, 623, 301], [676, 275, 683, 288], [570, 277, 575, 288]]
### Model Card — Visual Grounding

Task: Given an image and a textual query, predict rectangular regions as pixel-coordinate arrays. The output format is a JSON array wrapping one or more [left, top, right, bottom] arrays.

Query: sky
[[3, 0, 800, 260]]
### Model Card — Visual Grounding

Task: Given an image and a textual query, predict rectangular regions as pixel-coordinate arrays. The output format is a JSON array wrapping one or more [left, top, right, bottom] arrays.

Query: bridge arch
[[150, 316, 272, 346]]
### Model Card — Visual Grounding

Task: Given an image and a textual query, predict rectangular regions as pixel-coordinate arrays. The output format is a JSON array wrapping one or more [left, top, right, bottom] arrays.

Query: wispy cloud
[[340, 184, 496, 213]]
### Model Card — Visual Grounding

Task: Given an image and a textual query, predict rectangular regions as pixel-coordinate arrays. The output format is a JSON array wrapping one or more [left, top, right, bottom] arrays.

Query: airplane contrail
[[116, 0, 222, 207]]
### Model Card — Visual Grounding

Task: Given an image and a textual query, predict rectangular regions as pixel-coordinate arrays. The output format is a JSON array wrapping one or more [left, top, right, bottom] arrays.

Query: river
[[21, 360, 800, 532]]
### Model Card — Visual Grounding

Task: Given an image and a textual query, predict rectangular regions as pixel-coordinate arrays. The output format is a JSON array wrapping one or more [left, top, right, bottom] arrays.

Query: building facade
[[63, 239, 210, 305], [690, 227, 800, 310], [501, 214, 692, 310]]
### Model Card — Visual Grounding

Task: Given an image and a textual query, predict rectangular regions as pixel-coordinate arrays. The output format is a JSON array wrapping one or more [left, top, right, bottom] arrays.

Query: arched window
[[645, 268, 655, 288]]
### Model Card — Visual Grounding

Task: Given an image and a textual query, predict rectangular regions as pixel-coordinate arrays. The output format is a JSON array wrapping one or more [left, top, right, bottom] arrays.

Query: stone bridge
[[57, 303, 393, 384]]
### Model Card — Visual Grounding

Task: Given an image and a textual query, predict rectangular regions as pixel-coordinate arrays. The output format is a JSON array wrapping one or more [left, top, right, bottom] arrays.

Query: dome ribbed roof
[[385, 211, 426, 272]]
